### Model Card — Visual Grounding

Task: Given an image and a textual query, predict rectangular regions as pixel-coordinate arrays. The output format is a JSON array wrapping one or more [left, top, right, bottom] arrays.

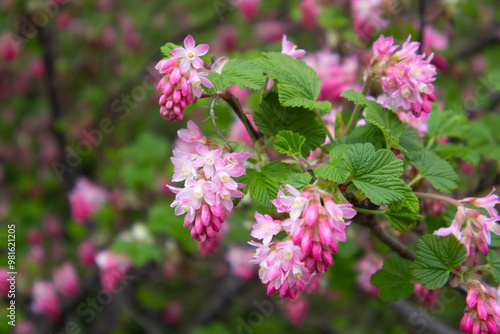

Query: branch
[[417, 0, 426, 54], [209, 96, 234, 152], [219, 90, 262, 143]]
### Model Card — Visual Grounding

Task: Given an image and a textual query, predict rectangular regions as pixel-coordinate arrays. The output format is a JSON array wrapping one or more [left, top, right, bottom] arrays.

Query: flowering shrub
[[2, 1, 500, 333]]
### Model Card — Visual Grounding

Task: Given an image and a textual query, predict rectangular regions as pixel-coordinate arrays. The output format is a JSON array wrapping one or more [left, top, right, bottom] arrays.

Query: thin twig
[[209, 96, 234, 152], [344, 78, 372, 136], [220, 90, 261, 143], [417, 0, 426, 54], [313, 106, 335, 144]]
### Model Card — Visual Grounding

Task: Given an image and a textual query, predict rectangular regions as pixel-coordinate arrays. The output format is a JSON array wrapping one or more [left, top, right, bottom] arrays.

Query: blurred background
[[0, 0, 499, 333]]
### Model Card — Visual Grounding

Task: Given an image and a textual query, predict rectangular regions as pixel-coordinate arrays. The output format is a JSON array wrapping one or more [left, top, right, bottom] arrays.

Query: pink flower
[[372, 35, 399, 63], [188, 70, 213, 98], [281, 35, 306, 58], [95, 250, 132, 293], [250, 240, 312, 299], [251, 212, 282, 245], [351, 0, 393, 41], [193, 144, 224, 178], [226, 246, 256, 280], [0, 32, 20, 62], [415, 284, 440, 310], [77, 239, 98, 267], [422, 26, 448, 54], [286, 294, 309, 325], [31, 281, 61, 320], [461, 280, 500, 334], [232, 0, 261, 20], [164, 301, 183, 325], [53, 263, 80, 298], [397, 109, 430, 136], [171, 35, 209, 73], [354, 255, 383, 296], [68, 177, 108, 224], [177, 120, 206, 144], [461, 188, 499, 218], [300, 0, 320, 31]]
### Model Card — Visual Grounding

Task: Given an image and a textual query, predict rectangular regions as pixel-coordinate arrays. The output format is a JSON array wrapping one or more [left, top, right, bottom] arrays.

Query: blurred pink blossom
[[232, 0, 261, 20], [226, 246, 256, 280], [78, 239, 98, 267], [68, 177, 108, 224], [164, 301, 182, 324], [95, 250, 132, 293], [353, 254, 383, 296], [53, 262, 80, 298], [31, 281, 61, 320], [300, 0, 320, 31], [286, 294, 310, 325]]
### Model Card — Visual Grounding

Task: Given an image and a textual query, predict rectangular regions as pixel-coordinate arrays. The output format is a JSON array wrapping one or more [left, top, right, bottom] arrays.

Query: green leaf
[[314, 145, 350, 183], [340, 89, 369, 105], [334, 123, 386, 150], [274, 130, 306, 156], [111, 240, 162, 267], [486, 251, 500, 284], [254, 92, 326, 156], [205, 59, 265, 93], [281, 172, 312, 190], [254, 52, 328, 112], [410, 234, 467, 289], [245, 162, 293, 208], [160, 42, 180, 58], [384, 188, 422, 232], [433, 143, 480, 166], [427, 109, 469, 139], [343, 143, 407, 205], [410, 150, 459, 192], [398, 124, 424, 159], [371, 257, 415, 301]]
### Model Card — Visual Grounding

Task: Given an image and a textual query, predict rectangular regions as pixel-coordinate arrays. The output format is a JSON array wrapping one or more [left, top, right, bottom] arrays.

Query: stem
[[220, 91, 261, 143], [417, 0, 426, 54], [425, 137, 435, 149], [291, 151, 315, 178], [414, 192, 461, 207], [209, 96, 234, 152], [344, 78, 372, 136], [407, 174, 423, 187], [355, 207, 386, 215], [313, 106, 335, 144]]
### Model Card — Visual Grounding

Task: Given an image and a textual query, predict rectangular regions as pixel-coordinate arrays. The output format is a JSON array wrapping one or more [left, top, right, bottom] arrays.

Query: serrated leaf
[[254, 52, 326, 112], [274, 130, 306, 156], [254, 92, 326, 156], [364, 100, 405, 150], [410, 234, 467, 289], [427, 109, 469, 139], [245, 162, 293, 208], [384, 188, 422, 232], [398, 124, 424, 159], [281, 172, 312, 190], [335, 123, 386, 150], [340, 89, 369, 105], [343, 143, 406, 205], [371, 257, 415, 301], [160, 42, 180, 58], [261, 161, 293, 182], [314, 145, 350, 183], [486, 251, 500, 284], [410, 150, 459, 192], [433, 143, 480, 166], [205, 59, 265, 94]]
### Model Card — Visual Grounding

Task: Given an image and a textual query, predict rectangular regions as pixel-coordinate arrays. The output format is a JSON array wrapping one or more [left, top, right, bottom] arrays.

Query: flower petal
[[171, 48, 187, 58], [192, 57, 204, 69], [194, 44, 209, 56], [184, 35, 195, 50]]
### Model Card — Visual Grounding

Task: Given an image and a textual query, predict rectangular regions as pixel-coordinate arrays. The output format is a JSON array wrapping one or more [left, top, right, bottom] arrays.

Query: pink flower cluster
[[351, 0, 393, 41], [68, 177, 108, 224], [300, 0, 320, 31], [169, 121, 250, 242], [95, 250, 132, 293], [250, 185, 356, 298], [435, 188, 500, 259], [156, 35, 213, 121], [353, 254, 383, 296], [461, 279, 500, 333], [31, 281, 61, 320], [53, 262, 80, 298], [232, 0, 261, 20], [304, 51, 361, 102], [372, 35, 437, 117]]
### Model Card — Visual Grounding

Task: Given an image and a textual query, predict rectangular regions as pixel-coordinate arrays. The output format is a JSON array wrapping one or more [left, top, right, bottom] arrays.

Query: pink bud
[[460, 313, 473, 332], [477, 298, 488, 321], [201, 204, 210, 226], [311, 242, 322, 260], [157, 77, 166, 91], [466, 287, 477, 308], [195, 216, 203, 235], [173, 89, 181, 103], [181, 77, 189, 96], [166, 100, 173, 109], [301, 229, 313, 255], [205, 225, 215, 238], [169, 67, 181, 85], [293, 227, 305, 245], [267, 284, 276, 296], [163, 82, 173, 96], [159, 94, 167, 105], [304, 203, 318, 227], [318, 218, 332, 245], [322, 248, 333, 266], [486, 315, 498, 333], [422, 99, 432, 113], [269, 264, 282, 280]]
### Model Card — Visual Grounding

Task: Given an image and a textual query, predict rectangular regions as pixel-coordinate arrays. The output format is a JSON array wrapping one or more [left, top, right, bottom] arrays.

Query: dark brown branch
[[354, 211, 416, 261], [417, 0, 426, 54], [219, 90, 262, 143]]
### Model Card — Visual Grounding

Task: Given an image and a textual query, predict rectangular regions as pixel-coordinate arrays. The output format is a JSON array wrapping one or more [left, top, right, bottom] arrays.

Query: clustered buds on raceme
[[169, 121, 250, 243], [460, 279, 500, 334], [434, 188, 500, 260], [95, 250, 132, 293], [31, 281, 61, 320], [371, 35, 437, 118], [156, 35, 213, 121], [249, 185, 356, 298], [53, 262, 80, 298], [68, 177, 108, 224]]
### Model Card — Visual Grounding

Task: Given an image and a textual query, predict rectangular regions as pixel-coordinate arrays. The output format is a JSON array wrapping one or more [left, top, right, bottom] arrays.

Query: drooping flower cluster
[[250, 185, 356, 298], [461, 279, 500, 334], [434, 188, 500, 259], [53, 262, 80, 298], [414, 283, 441, 310], [156, 35, 213, 121], [31, 281, 61, 320], [353, 254, 383, 296], [169, 121, 250, 242], [95, 250, 132, 293], [304, 51, 361, 102], [371, 35, 437, 117], [68, 177, 108, 224]]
